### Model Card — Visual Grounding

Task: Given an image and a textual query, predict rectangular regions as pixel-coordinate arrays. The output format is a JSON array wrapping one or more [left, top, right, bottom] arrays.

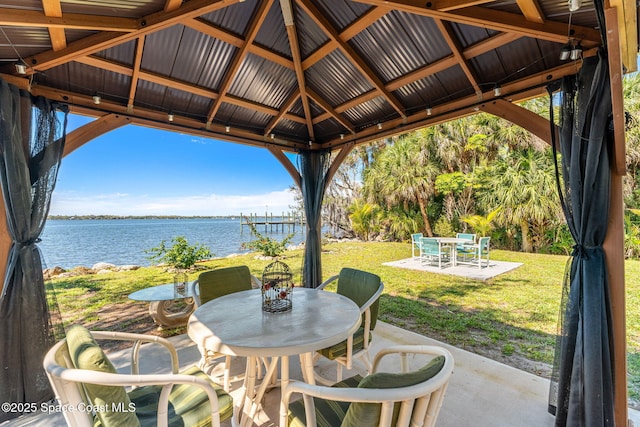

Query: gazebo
[[0, 0, 636, 425]]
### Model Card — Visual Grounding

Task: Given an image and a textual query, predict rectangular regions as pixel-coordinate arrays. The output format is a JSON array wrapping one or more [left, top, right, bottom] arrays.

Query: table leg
[[241, 356, 280, 427], [148, 298, 195, 328]]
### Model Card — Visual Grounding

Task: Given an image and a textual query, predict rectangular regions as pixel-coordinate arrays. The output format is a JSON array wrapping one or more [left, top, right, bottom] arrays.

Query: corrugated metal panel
[[38, 61, 131, 103], [60, 0, 162, 17], [470, 37, 562, 88], [308, 98, 324, 117], [162, 87, 210, 121], [393, 68, 473, 110], [312, 0, 372, 31], [195, 39, 237, 91], [134, 79, 169, 110], [96, 40, 136, 67], [306, 50, 373, 107], [1, 1, 42, 11], [294, 3, 330, 58], [314, 116, 346, 139], [229, 53, 297, 109], [200, 0, 257, 36], [255, 3, 291, 58], [217, 103, 272, 132], [350, 12, 444, 83], [64, 29, 99, 45], [342, 97, 396, 127], [0, 26, 51, 59], [171, 26, 224, 85], [289, 98, 304, 117], [272, 118, 308, 142], [141, 25, 183, 76], [450, 22, 496, 49], [388, 11, 452, 68]]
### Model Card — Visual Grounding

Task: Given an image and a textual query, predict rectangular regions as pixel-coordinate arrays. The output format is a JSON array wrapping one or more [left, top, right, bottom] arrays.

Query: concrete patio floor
[[4, 321, 639, 426]]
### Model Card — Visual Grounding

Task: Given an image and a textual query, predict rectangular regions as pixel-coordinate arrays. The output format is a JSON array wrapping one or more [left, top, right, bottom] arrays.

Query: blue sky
[[50, 114, 299, 216]]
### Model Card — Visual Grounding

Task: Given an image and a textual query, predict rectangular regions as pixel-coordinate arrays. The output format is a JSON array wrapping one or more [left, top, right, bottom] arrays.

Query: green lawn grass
[[46, 240, 640, 406]]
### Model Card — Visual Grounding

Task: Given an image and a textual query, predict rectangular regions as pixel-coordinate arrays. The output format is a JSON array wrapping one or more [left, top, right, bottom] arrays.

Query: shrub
[[145, 236, 213, 270], [241, 219, 294, 257]]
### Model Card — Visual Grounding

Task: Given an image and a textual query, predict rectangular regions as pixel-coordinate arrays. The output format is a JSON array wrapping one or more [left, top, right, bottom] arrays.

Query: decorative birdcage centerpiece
[[261, 260, 293, 313]]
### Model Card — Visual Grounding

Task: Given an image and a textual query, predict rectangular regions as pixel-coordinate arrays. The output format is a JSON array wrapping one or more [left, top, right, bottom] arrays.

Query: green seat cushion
[[287, 375, 362, 427], [127, 365, 233, 427], [341, 356, 446, 427], [317, 328, 370, 360], [336, 268, 381, 331], [65, 324, 140, 427], [199, 265, 252, 304]]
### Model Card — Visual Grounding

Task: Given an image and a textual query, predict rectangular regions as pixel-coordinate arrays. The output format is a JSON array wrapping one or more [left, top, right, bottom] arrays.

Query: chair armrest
[[359, 282, 384, 314], [372, 345, 454, 373], [250, 275, 262, 289], [90, 331, 180, 374], [190, 280, 202, 307], [316, 274, 339, 290], [47, 367, 224, 427]]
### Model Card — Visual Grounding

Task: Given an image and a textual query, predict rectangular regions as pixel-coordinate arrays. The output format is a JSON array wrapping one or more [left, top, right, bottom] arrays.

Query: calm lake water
[[38, 218, 308, 269]]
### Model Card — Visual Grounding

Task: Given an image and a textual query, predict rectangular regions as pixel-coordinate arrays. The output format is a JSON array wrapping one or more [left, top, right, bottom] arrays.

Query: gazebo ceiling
[[0, 0, 636, 153]]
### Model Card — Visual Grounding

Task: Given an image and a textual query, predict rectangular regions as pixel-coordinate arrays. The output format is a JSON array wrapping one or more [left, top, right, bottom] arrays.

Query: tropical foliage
[[320, 71, 640, 257]]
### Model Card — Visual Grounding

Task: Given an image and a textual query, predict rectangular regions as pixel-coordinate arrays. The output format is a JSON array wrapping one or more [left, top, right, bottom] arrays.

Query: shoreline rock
[[43, 263, 141, 279]]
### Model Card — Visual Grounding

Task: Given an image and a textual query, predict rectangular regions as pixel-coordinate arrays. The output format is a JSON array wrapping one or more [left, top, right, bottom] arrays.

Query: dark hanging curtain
[[0, 78, 68, 421], [299, 150, 330, 288], [546, 0, 615, 420]]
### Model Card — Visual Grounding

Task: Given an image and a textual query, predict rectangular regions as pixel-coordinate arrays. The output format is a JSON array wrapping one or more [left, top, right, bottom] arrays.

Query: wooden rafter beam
[[298, 0, 407, 119], [429, 0, 494, 11], [164, 0, 183, 11], [127, 36, 145, 112], [463, 32, 522, 59], [206, 0, 274, 125], [281, 0, 314, 139], [25, 0, 244, 71], [301, 7, 388, 70], [0, 8, 138, 32], [515, 0, 545, 24], [64, 114, 131, 156], [352, 0, 602, 45], [307, 88, 355, 134], [42, 0, 66, 51], [434, 19, 481, 94], [265, 89, 300, 136]]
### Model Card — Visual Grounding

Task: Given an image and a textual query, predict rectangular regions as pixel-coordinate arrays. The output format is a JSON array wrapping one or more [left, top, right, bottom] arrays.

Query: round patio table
[[129, 282, 196, 328], [187, 287, 361, 427]]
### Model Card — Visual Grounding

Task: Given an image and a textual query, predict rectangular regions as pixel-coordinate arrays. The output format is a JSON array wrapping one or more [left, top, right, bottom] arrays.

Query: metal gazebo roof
[[0, 0, 635, 153]]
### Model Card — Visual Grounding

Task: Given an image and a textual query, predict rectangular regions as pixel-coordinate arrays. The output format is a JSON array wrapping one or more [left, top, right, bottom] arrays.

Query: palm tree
[[461, 207, 502, 237], [362, 133, 441, 236], [347, 199, 379, 241], [479, 147, 560, 252]]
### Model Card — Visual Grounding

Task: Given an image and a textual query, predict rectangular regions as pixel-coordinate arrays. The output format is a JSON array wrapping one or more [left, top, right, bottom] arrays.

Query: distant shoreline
[[47, 215, 239, 220]]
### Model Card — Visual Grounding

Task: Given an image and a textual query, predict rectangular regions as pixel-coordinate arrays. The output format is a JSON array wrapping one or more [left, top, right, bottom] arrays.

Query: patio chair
[[455, 232, 477, 262], [420, 237, 451, 268], [284, 345, 454, 427], [191, 265, 262, 391], [411, 233, 423, 258], [313, 267, 384, 385], [470, 236, 491, 269], [43, 324, 235, 427]]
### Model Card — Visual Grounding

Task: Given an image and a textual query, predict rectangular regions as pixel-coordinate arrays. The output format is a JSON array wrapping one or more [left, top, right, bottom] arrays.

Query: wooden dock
[[240, 212, 305, 233]]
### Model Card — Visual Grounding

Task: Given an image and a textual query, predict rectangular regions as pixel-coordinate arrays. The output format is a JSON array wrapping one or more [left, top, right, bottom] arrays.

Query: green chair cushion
[[65, 324, 140, 427], [341, 356, 446, 427], [287, 375, 362, 427], [199, 265, 252, 305], [126, 365, 234, 427], [336, 268, 381, 330], [317, 328, 370, 360]]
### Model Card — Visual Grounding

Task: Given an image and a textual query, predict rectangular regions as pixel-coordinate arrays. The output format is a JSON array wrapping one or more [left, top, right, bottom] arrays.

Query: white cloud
[[49, 189, 297, 216]]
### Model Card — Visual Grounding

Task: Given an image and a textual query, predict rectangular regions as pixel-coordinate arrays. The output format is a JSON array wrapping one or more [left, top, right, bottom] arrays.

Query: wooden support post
[[603, 7, 629, 426]]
